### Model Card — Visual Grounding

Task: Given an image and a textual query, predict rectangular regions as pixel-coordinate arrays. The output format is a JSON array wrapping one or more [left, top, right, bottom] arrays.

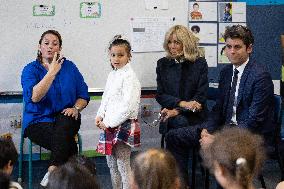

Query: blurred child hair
[[47, 160, 99, 189], [131, 148, 181, 189], [0, 171, 10, 189], [201, 127, 265, 189], [68, 155, 96, 175], [0, 137, 18, 171]]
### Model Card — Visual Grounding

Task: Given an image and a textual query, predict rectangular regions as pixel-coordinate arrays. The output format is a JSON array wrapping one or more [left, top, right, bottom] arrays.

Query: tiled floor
[[12, 154, 282, 189]]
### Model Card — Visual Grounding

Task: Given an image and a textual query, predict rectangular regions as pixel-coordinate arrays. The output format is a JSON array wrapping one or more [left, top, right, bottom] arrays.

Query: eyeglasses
[[142, 112, 166, 128]]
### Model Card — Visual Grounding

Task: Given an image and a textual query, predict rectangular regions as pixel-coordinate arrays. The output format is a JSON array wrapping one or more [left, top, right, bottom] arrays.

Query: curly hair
[[223, 25, 254, 48]]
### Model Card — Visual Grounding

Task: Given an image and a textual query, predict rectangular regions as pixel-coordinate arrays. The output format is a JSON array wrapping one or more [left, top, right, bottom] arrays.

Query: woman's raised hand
[[47, 52, 64, 75]]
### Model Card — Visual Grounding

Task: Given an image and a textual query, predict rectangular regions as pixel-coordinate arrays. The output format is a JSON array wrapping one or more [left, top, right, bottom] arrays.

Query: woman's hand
[[31, 52, 65, 103], [62, 107, 79, 120], [46, 52, 64, 76], [179, 100, 202, 112], [160, 108, 179, 122]]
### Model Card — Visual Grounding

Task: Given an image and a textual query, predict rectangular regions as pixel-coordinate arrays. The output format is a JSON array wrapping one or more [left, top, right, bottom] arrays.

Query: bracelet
[[73, 105, 81, 113]]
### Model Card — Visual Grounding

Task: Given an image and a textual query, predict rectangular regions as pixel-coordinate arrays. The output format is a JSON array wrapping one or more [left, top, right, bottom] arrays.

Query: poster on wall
[[199, 46, 217, 67], [219, 23, 247, 43], [219, 2, 246, 23], [188, 23, 217, 44], [131, 17, 174, 52], [218, 44, 229, 64], [188, 2, 217, 22], [80, 2, 102, 18], [33, 5, 55, 16]]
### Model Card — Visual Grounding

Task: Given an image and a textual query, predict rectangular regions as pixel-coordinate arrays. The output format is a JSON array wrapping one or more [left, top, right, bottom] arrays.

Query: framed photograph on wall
[[189, 23, 217, 44], [219, 2, 246, 23], [218, 44, 230, 64], [199, 46, 217, 67], [189, 1, 217, 21]]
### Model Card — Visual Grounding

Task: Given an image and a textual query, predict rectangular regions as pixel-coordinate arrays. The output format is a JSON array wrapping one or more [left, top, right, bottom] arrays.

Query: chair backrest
[[207, 87, 219, 101], [207, 87, 219, 111]]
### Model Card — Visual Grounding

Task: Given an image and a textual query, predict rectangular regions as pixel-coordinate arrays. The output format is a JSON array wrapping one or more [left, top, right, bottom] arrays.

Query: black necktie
[[226, 68, 239, 123]]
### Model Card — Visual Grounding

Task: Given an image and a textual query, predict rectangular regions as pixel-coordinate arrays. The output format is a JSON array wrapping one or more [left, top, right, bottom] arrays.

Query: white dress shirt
[[96, 63, 141, 128], [231, 58, 249, 124]]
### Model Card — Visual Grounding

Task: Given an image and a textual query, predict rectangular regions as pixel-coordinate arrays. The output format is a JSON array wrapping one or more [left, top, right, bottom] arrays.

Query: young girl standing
[[96, 35, 141, 189]]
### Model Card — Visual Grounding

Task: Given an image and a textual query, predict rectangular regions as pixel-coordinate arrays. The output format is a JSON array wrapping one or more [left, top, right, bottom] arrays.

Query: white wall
[[0, 0, 187, 91]]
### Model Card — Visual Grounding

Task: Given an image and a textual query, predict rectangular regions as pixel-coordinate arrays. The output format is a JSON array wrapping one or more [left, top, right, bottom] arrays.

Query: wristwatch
[[73, 105, 81, 113]]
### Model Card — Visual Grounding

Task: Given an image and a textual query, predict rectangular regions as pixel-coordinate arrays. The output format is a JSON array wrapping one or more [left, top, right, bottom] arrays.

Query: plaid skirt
[[96, 119, 141, 155]]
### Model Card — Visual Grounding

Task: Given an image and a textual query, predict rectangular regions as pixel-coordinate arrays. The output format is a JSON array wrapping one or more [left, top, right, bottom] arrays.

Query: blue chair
[[17, 125, 82, 189]]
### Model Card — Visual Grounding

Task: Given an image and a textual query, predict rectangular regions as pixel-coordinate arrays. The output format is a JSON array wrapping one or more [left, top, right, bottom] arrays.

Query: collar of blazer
[[235, 60, 253, 107]]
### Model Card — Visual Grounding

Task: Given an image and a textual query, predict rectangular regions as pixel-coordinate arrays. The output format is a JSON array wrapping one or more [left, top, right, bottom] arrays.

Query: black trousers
[[24, 113, 81, 166], [165, 115, 203, 187]]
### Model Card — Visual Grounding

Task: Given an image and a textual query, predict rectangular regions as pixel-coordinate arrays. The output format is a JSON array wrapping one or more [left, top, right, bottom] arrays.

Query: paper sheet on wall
[[199, 46, 217, 67], [144, 0, 169, 10], [131, 17, 174, 52], [189, 23, 218, 44], [33, 5, 55, 16]]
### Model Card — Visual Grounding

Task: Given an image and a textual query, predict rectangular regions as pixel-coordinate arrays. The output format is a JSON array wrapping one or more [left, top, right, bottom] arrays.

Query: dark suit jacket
[[208, 60, 275, 137], [156, 57, 208, 128]]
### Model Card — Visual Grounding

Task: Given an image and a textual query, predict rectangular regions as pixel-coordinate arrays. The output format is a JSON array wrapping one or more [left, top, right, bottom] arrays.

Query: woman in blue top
[[21, 30, 89, 186]]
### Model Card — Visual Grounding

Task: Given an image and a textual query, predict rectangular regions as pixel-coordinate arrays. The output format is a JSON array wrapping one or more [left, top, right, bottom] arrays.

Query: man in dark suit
[[200, 25, 275, 148]]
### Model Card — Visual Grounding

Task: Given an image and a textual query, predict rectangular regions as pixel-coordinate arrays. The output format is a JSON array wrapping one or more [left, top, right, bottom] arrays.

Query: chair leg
[[277, 146, 284, 180], [18, 132, 24, 184], [78, 133, 83, 154], [258, 174, 266, 189], [28, 139, 33, 189], [161, 134, 165, 148], [204, 169, 209, 189], [278, 156, 284, 181], [199, 153, 209, 189], [191, 148, 196, 189]]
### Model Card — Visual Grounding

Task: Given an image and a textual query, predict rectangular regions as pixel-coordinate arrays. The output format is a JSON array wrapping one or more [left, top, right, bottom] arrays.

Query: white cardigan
[[96, 63, 141, 128]]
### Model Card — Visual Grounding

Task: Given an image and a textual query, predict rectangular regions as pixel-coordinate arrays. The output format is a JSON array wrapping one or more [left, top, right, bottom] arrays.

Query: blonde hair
[[163, 25, 200, 62], [201, 127, 266, 189], [132, 148, 180, 189]]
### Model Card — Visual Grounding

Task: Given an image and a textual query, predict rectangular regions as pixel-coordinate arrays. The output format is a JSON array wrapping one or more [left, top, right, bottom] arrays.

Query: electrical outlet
[[141, 104, 152, 117]]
